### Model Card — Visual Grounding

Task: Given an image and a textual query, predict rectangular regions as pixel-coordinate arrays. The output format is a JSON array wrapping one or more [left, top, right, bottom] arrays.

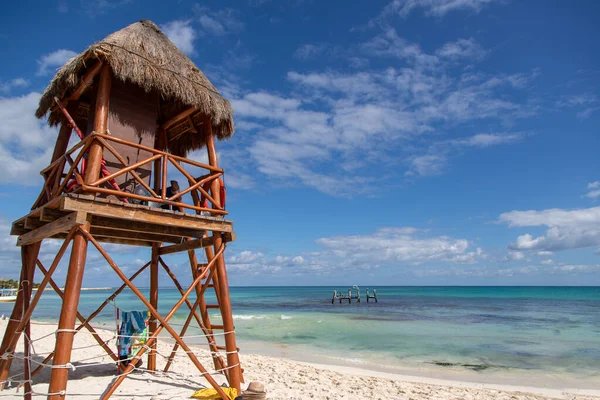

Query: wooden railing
[[34, 133, 227, 216]]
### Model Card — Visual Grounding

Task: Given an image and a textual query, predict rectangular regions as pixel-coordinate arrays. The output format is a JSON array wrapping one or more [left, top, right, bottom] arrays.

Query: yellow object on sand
[[191, 387, 238, 399]]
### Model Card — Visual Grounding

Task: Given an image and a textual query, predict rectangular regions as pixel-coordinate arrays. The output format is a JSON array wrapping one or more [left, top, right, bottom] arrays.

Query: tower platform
[[11, 194, 235, 248]]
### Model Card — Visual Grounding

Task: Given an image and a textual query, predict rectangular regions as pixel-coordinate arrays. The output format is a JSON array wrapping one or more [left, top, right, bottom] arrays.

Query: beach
[[1, 319, 599, 399], [1, 286, 599, 399]]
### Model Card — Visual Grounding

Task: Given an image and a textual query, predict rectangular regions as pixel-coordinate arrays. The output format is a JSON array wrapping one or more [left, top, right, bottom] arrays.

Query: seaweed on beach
[[428, 361, 512, 372]]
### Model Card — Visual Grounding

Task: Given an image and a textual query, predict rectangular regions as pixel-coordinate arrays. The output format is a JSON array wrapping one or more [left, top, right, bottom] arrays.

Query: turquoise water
[[2, 286, 599, 383]]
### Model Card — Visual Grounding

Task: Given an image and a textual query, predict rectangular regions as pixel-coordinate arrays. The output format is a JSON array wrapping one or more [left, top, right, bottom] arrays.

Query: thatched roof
[[36, 20, 234, 155]]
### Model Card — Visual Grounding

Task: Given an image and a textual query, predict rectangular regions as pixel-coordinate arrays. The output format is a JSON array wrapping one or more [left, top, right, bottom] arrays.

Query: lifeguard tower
[[0, 20, 242, 399]]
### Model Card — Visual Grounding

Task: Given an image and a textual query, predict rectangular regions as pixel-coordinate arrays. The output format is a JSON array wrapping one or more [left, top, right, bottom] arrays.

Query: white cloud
[[315, 227, 483, 266], [499, 206, 600, 252], [584, 181, 600, 199], [224, 29, 536, 195], [80, 0, 133, 18], [36, 49, 77, 76], [0, 93, 58, 186], [504, 250, 525, 261], [161, 20, 197, 55], [557, 93, 599, 119], [0, 78, 29, 94], [362, 29, 439, 66], [577, 107, 600, 120], [222, 172, 256, 190], [195, 6, 244, 36], [552, 264, 600, 273], [294, 44, 326, 60], [414, 263, 600, 278], [557, 93, 597, 108], [224, 227, 484, 278], [435, 38, 487, 61], [376, 0, 500, 20], [407, 133, 524, 176], [226, 250, 282, 274]]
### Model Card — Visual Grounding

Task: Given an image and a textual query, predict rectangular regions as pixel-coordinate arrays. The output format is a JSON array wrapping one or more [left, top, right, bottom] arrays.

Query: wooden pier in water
[[332, 286, 378, 303]]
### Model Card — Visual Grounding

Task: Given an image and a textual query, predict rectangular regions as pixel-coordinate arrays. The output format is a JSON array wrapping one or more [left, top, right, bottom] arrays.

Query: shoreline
[[1, 320, 598, 399], [293, 359, 600, 399], [222, 338, 600, 395], [5, 320, 600, 400]]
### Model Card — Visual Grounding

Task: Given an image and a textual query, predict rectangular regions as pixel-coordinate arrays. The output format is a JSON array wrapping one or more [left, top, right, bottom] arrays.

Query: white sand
[[0, 320, 598, 399]]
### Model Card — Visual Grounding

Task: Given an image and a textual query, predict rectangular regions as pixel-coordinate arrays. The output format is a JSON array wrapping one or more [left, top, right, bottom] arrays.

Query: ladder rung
[[206, 304, 220, 309], [211, 325, 224, 330], [207, 284, 214, 288]]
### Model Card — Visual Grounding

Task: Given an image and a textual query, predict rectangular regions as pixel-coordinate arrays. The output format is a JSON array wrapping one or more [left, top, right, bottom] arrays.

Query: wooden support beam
[[85, 64, 111, 185], [50, 61, 103, 112], [31, 262, 149, 379], [47, 232, 155, 247], [24, 217, 44, 230], [161, 106, 203, 131], [17, 212, 86, 247], [159, 232, 235, 255], [205, 119, 242, 391], [90, 227, 180, 243], [60, 196, 233, 232], [0, 229, 76, 379], [148, 243, 160, 372], [48, 222, 91, 399], [0, 243, 42, 388], [92, 217, 206, 238], [10, 222, 27, 236], [159, 257, 226, 373], [36, 261, 118, 362], [41, 208, 206, 238], [40, 207, 69, 222], [159, 236, 214, 255], [84, 232, 228, 400]]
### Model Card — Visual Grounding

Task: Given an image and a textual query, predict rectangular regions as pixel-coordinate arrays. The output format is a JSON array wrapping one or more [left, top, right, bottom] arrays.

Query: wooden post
[[22, 244, 39, 400], [84, 65, 111, 185], [47, 221, 90, 399], [148, 243, 160, 372], [148, 126, 163, 372], [51, 122, 73, 164], [153, 128, 165, 195], [205, 117, 241, 392], [188, 249, 224, 371], [0, 242, 41, 388]]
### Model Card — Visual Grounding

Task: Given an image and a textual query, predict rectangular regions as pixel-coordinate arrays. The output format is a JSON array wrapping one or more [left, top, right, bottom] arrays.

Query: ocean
[[2, 286, 599, 387]]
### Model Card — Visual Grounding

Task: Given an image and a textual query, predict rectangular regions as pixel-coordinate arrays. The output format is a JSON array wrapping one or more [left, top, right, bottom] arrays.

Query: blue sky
[[0, 0, 599, 287]]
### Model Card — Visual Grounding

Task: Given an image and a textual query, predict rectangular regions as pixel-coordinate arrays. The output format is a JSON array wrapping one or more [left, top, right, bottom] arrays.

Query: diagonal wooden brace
[[158, 257, 225, 372], [31, 261, 151, 378], [0, 228, 76, 378], [82, 230, 229, 400]]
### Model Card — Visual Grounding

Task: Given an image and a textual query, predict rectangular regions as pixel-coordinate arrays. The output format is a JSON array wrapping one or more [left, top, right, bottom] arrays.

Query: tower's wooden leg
[[191, 247, 225, 371], [0, 242, 41, 387], [148, 243, 160, 372], [47, 222, 90, 400], [212, 236, 241, 392]]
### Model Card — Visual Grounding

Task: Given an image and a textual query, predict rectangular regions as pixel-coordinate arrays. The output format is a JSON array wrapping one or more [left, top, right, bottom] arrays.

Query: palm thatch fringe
[[36, 20, 234, 154]]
